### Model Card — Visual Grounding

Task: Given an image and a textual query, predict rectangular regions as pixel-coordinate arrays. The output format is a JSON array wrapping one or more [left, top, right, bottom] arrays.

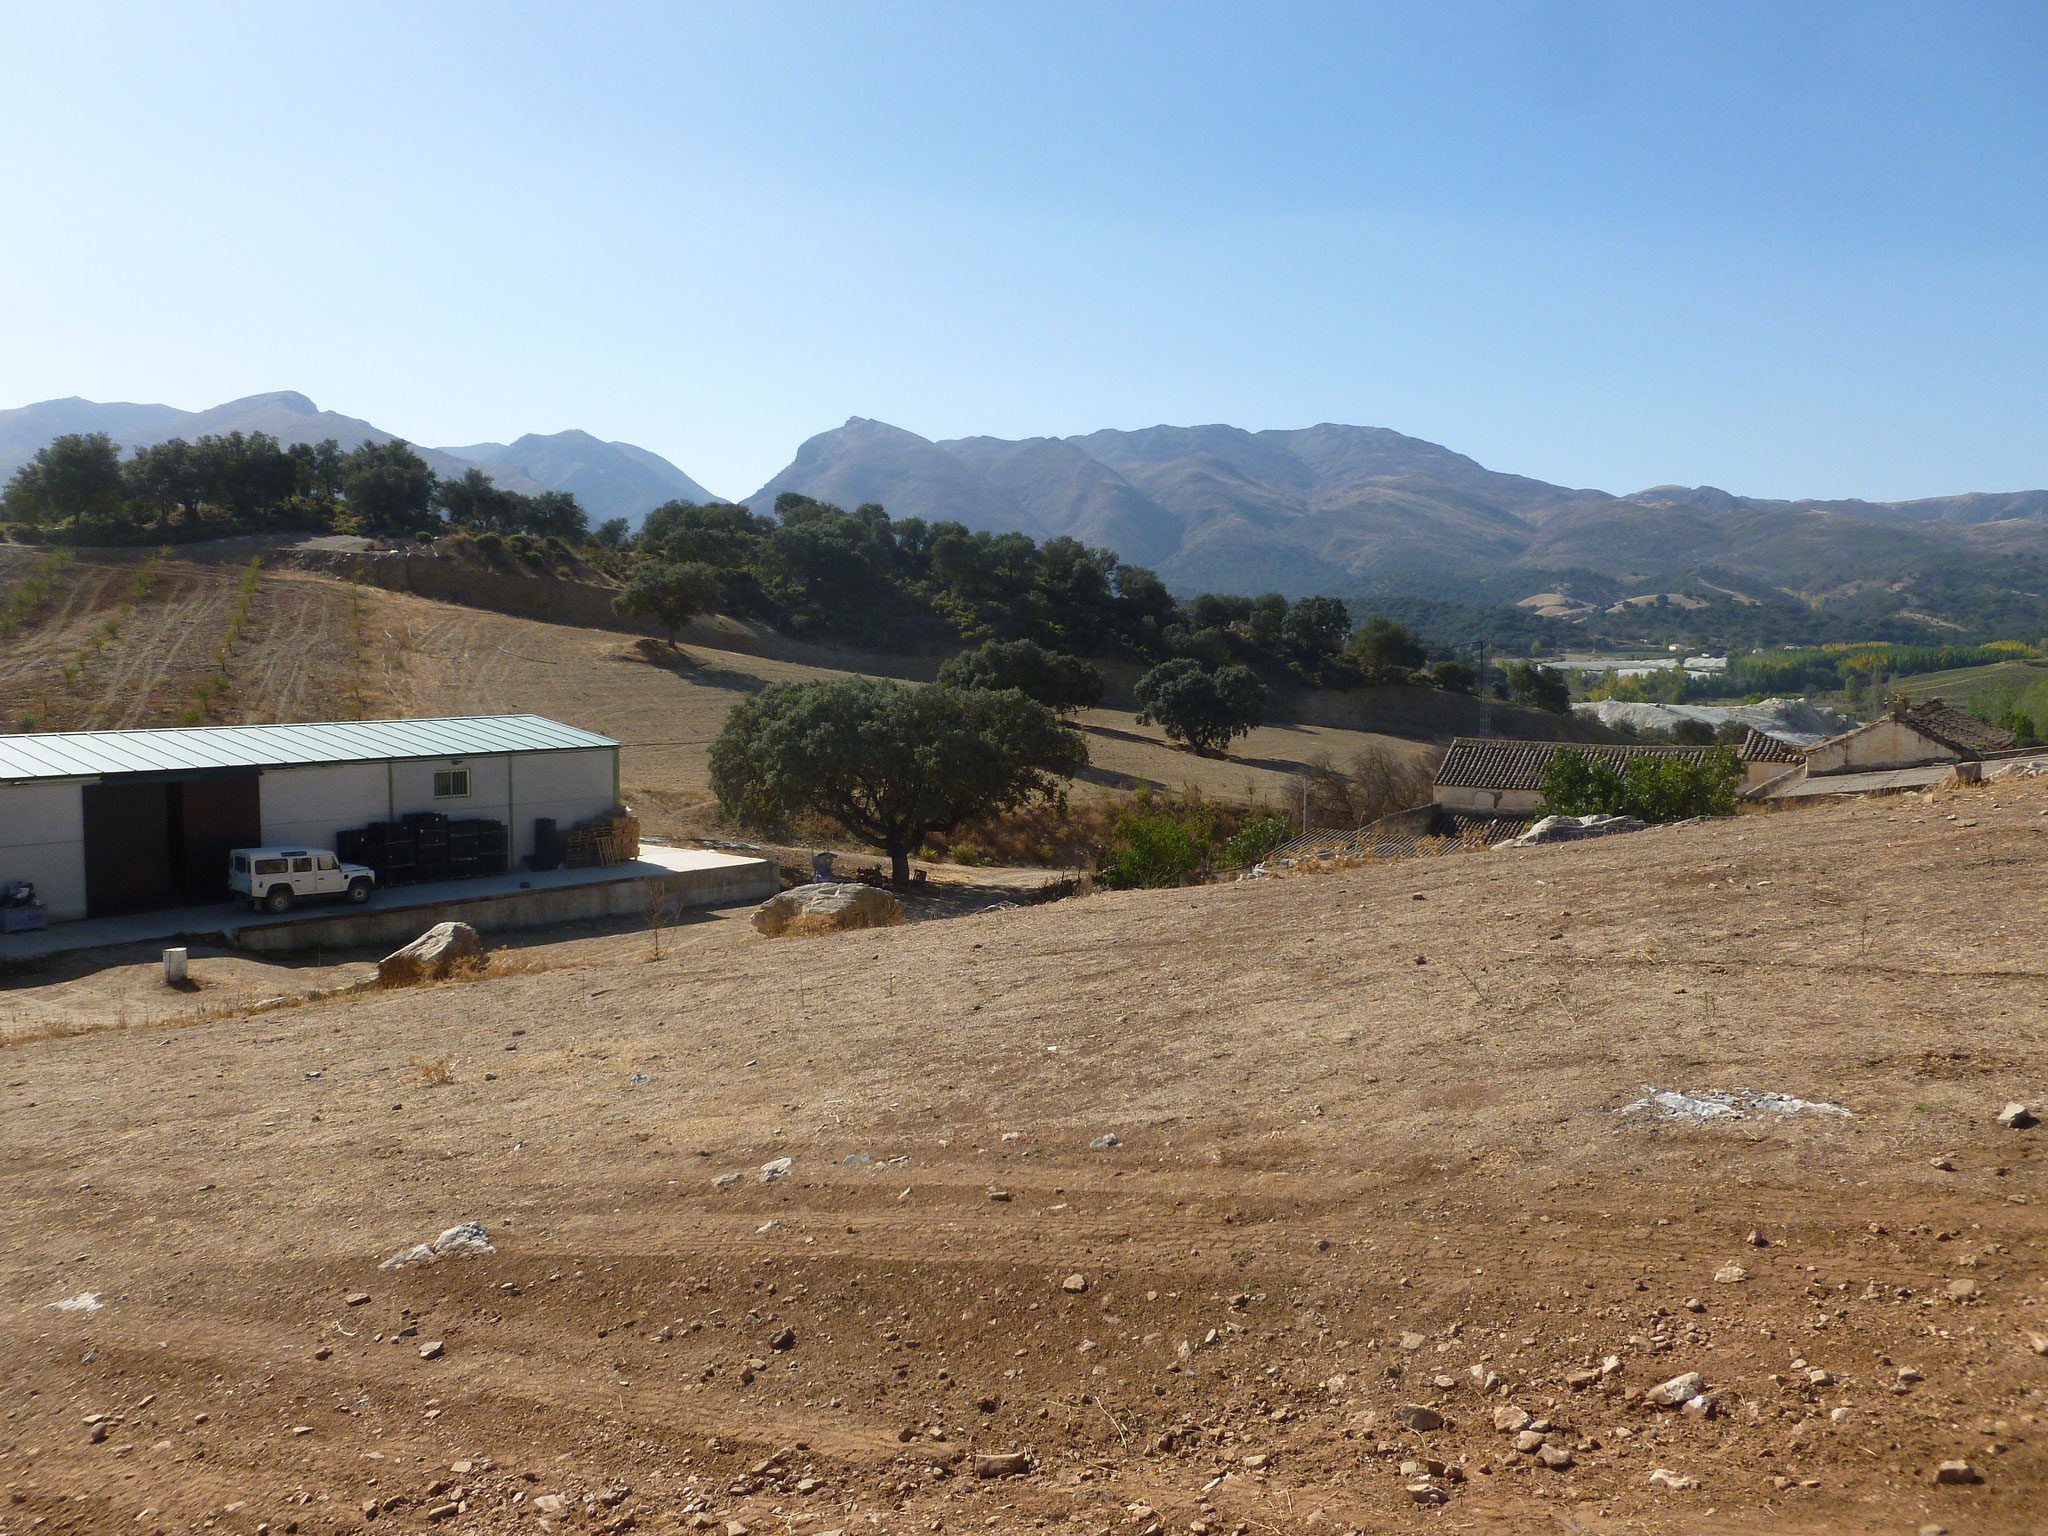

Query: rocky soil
[[3, 781, 2046, 1535]]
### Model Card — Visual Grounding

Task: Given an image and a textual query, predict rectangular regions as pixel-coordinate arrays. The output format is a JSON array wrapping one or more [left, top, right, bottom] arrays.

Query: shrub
[[1097, 809, 1209, 889], [1539, 746, 1740, 822], [1220, 814, 1293, 868]]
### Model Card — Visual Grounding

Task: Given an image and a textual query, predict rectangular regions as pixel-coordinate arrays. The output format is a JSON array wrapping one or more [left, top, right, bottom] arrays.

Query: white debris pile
[[380, 1220, 495, 1269], [1621, 1086, 1851, 1123], [1573, 696, 1852, 745], [46, 1292, 102, 1312], [1494, 813, 1646, 850]]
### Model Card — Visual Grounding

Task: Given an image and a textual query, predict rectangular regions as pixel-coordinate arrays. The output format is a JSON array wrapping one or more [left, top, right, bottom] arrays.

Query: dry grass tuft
[[408, 1054, 455, 1085]]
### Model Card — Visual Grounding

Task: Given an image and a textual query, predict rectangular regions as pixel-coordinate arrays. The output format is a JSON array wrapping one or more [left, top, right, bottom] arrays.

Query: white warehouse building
[[0, 715, 620, 922]]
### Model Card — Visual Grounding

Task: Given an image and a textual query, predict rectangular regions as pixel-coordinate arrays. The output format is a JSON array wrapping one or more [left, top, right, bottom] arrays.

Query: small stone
[[1995, 1103, 2037, 1130], [973, 1452, 1030, 1478], [1062, 1273, 1088, 1294], [759, 1157, 792, 1184], [1089, 1133, 1121, 1149], [1680, 1394, 1715, 1418], [1494, 1406, 1532, 1433], [1714, 1263, 1748, 1285], [1933, 1459, 1981, 1485], [1405, 1483, 1446, 1505], [418, 1340, 444, 1360], [1745, 1229, 1768, 1247], [1683, 1297, 1705, 1313], [290, 1425, 311, 1436], [1398, 1331, 1426, 1352], [534, 1496, 568, 1516], [1600, 1354, 1622, 1376], [769, 1326, 796, 1350], [1831, 1406, 1851, 1424], [312, 1346, 332, 1361], [1645, 1371, 1706, 1408], [1538, 1443, 1574, 1469], [1241, 1453, 1269, 1470], [713, 1173, 741, 1189], [1395, 1404, 1444, 1431], [1929, 1156, 1954, 1171], [1564, 1368, 1599, 1390], [1921, 1524, 1949, 1535], [1431, 1373, 1457, 1390], [1806, 1367, 1834, 1386], [1898, 1365, 1924, 1382], [1514, 1430, 1545, 1453], [1946, 1278, 1979, 1301], [1648, 1468, 1699, 1490], [345, 1292, 371, 1307], [727, 1522, 751, 1536]]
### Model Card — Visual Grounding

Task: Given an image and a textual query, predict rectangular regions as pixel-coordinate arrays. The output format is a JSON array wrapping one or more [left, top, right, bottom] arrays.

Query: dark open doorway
[[82, 774, 262, 917]]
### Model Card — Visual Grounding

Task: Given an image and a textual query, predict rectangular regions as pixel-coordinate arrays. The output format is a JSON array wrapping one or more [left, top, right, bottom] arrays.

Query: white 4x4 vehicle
[[229, 847, 376, 914]]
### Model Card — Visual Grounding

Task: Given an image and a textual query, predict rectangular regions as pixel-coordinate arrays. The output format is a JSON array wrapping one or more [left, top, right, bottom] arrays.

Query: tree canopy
[[709, 678, 1088, 884], [934, 638, 1105, 714], [1133, 658, 1267, 754], [1506, 661, 1573, 714], [612, 560, 723, 645]]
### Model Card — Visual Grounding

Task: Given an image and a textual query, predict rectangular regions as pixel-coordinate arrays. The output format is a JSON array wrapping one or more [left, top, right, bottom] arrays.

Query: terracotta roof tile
[[1739, 727, 1804, 763]]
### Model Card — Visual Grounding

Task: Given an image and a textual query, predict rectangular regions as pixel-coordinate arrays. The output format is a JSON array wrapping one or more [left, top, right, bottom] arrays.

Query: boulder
[[1494, 813, 1647, 850], [378, 922, 483, 986], [752, 882, 904, 937]]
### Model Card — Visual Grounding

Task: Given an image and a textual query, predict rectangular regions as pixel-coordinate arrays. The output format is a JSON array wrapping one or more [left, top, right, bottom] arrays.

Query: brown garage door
[[82, 781, 173, 917]]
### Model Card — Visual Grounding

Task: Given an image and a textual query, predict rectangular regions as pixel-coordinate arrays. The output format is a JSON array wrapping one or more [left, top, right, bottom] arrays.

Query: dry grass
[[407, 1053, 455, 1085]]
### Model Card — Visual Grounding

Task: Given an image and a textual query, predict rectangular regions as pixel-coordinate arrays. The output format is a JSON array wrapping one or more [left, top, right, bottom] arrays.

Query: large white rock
[[378, 921, 484, 985], [752, 882, 904, 937]]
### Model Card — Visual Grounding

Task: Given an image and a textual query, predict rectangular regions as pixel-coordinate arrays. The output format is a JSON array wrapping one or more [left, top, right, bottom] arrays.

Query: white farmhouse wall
[[506, 748, 618, 860], [1806, 720, 1961, 775], [0, 782, 86, 920], [1433, 784, 1544, 814], [389, 753, 514, 828], [260, 763, 393, 851]]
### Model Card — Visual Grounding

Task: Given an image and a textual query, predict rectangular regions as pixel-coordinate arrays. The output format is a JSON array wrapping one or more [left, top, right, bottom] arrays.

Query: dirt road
[[3, 781, 2045, 1534]]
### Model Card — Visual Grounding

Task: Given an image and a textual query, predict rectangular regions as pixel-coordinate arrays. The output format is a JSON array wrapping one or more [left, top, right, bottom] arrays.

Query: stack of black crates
[[336, 814, 509, 887]]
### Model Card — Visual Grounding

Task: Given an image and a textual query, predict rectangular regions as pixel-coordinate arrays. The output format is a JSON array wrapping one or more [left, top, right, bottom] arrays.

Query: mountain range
[[0, 392, 712, 530], [9, 391, 2048, 631], [747, 418, 2048, 612]]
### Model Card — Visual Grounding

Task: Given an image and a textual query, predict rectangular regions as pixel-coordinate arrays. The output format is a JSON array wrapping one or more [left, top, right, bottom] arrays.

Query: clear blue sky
[[4, 2, 2044, 503]]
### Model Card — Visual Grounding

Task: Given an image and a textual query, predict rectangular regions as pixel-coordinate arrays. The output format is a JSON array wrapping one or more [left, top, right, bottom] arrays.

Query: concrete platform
[[0, 846, 777, 961]]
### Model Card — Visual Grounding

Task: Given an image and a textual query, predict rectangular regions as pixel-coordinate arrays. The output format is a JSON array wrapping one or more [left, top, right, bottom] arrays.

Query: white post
[[163, 947, 188, 984]]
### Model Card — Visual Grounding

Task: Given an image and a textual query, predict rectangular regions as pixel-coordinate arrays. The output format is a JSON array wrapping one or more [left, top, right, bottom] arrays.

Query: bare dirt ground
[[4, 780, 2046, 1536]]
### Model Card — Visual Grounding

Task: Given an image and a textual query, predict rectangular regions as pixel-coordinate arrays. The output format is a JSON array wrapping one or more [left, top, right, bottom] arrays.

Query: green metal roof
[[0, 715, 617, 784]]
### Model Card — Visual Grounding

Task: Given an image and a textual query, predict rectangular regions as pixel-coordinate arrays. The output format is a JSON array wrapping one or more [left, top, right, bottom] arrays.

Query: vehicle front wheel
[[263, 886, 294, 914], [347, 878, 373, 904]]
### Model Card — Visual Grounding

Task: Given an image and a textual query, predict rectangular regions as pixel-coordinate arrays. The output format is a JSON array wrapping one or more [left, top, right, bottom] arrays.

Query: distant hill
[[435, 430, 715, 527], [746, 417, 2048, 634], [0, 393, 715, 527]]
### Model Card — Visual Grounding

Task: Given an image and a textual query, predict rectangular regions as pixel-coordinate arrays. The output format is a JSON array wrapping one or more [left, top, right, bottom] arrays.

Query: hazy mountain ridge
[[0, 393, 709, 527], [749, 417, 2048, 598]]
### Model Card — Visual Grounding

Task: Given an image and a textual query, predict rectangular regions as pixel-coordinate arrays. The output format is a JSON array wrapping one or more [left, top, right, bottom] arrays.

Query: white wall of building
[[1434, 784, 1544, 814], [0, 781, 86, 921], [504, 748, 618, 860], [1806, 720, 1961, 776], [260, 747, 615, 862], [260, 763, 395, 851]]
